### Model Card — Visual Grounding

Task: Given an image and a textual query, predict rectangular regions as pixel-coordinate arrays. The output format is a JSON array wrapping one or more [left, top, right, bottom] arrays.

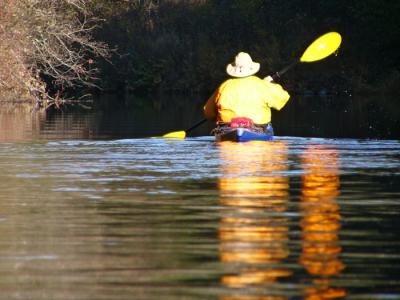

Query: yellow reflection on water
[[300, 146, 346, 299], [217, 141, 292, 300]]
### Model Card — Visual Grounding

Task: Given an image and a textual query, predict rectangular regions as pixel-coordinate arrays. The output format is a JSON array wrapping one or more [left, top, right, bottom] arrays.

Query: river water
[[0, 99, 400, 299]]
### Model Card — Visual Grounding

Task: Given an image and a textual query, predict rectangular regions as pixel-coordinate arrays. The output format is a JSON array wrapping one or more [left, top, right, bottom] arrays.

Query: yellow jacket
[[204, 76, 290, 124]]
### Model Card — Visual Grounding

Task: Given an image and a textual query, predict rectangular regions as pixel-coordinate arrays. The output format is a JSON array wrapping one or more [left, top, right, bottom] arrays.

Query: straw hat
[[226, 52, 260, 77]]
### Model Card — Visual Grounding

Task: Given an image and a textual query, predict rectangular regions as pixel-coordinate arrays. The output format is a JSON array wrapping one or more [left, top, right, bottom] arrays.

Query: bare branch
[[1, 0, 110, 109]]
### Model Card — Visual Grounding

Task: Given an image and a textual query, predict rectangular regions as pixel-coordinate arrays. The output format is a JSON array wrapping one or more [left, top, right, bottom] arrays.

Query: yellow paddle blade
[[162, 131, 186, 139], [300, 32, 342, 62]]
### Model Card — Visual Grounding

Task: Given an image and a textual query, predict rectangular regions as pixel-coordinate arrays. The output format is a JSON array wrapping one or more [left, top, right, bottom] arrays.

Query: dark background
[[86, 0, 399, 139]]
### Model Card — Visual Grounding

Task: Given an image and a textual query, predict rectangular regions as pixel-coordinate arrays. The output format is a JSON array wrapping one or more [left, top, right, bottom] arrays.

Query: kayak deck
[[215, 127, 273, 142]]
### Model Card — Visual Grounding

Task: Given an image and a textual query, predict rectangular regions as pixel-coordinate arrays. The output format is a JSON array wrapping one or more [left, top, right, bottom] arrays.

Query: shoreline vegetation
[[1, 0, 399, 112], [0, 0, 109, 111]]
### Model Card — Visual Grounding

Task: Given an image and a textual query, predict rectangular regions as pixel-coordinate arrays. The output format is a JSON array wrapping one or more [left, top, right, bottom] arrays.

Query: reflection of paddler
[[300, 146, 346, 299], [218, 141, 291, 298]]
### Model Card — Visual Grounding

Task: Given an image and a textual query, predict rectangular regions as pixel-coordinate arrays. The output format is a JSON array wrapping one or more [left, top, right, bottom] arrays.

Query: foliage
[[0, 0, 109, 109], [1, 0, 399, 110], [90, 0, 399, 99]]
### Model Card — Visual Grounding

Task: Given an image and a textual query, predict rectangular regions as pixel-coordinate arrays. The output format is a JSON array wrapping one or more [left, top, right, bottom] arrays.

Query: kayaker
[[203, 52, 290, 135]]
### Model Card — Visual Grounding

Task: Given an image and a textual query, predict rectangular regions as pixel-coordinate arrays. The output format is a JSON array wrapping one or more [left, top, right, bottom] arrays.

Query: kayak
[[215, 127, 273, 142]]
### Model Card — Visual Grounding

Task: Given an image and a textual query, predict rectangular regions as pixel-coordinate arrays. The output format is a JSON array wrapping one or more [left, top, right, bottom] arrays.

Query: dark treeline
[[92, 0, 400, 100], [1, 0, 399, 111]]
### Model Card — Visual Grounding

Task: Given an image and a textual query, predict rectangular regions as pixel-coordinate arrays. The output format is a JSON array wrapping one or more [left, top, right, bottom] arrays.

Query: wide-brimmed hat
[[226, 52, 260, 77]]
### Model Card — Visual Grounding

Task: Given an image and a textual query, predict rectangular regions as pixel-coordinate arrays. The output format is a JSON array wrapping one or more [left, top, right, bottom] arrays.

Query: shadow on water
[[0, 93, 399, 141], [274, 94, 400, 139]]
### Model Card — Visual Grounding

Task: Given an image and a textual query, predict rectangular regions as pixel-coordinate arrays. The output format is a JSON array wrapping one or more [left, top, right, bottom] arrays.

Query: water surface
[[1, 131, 399, 299]]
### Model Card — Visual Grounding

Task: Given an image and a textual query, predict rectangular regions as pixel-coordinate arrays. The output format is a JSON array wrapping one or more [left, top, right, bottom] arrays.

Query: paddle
[[273, 32, 342, 80], [162, 32, 342, 139], [162, 118, 207, 139]]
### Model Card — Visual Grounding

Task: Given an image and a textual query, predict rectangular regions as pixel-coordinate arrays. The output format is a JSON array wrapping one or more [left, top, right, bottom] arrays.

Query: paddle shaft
[[185, 118, 207, 133], [272, 61, 299, 81]]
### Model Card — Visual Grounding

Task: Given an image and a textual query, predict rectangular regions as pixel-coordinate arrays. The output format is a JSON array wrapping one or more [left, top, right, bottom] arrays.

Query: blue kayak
[[215, 127, 273, 142]]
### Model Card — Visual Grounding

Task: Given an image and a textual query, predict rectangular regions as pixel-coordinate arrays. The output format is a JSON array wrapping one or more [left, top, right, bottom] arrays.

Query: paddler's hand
[[264, 75, 273, 83]]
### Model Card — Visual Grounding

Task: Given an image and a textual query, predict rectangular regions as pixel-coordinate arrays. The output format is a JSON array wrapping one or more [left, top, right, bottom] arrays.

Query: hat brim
[[226, 62, 260, 78]]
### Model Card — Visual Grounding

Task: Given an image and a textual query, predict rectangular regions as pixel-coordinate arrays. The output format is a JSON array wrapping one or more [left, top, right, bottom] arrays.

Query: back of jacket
[[204, 76, 290, 124]]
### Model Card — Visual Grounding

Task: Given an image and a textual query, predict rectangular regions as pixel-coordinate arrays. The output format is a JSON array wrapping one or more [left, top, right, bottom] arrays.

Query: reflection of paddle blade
[[300, 32, 342, 62], [162, 131, 186, 139]]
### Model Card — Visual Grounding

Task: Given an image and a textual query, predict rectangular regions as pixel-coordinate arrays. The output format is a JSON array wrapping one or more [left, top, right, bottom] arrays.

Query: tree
[[0, 0, 109, 110]]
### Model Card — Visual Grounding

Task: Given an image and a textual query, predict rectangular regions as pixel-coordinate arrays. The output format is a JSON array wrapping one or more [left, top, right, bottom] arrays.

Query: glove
[[264, 75, 273, 83]]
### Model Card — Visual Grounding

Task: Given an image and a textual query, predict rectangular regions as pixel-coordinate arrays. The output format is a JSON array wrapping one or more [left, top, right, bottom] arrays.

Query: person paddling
[[203, 52, 290, 135]]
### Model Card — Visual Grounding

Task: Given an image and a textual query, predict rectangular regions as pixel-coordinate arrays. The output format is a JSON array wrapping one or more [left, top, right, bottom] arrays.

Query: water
[[1, 120, 400, 299], [0, 95, 400, 299]]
